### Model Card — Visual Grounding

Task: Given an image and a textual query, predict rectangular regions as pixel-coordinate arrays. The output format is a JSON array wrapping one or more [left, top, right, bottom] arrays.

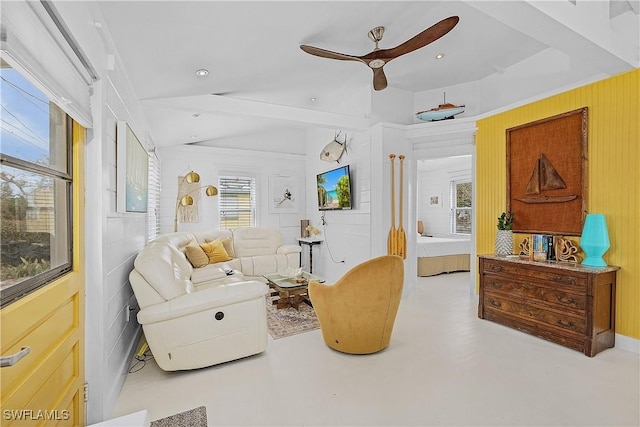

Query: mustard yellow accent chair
[[308, 255, 404, 354]]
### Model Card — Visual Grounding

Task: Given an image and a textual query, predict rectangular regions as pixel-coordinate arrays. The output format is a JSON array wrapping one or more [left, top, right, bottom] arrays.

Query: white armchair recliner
[[129, 239, 268, 371]]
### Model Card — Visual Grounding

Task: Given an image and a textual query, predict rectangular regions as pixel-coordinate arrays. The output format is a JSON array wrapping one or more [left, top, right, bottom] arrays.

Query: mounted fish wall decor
[[320, 131, 347, 163]]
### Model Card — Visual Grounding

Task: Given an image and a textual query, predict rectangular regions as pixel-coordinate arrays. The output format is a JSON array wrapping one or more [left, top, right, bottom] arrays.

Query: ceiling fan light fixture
[[195, 68, 209, 77], [369, 59, 385, 69]]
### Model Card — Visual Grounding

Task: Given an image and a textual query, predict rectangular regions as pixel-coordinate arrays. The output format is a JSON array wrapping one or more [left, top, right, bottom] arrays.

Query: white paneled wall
[[84, 71, 148, 424], [63, 1, 153, 419], [304, 128, 373, 284], [157, 145, 307, 245]]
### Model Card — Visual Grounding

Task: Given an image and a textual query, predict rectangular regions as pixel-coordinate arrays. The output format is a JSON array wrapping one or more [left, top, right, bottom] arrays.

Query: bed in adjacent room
[[417, 236, 471, 276]]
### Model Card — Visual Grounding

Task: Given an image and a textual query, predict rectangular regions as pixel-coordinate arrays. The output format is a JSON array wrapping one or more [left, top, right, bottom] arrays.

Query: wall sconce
[[580, 213, 610, 267], [174, 170, 218, 232]]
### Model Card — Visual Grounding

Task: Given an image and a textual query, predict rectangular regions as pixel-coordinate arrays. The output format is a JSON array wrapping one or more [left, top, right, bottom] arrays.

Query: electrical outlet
[[126, 304, 130, 322]]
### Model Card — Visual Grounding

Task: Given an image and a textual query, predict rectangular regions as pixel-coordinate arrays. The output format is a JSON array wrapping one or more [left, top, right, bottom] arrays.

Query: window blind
[[219, 175, 256, 229], [147, 152, 161, 241]]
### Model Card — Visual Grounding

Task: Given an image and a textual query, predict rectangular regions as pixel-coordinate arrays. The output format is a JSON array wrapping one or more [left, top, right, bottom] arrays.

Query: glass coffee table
[[262, 271, 325, 311]]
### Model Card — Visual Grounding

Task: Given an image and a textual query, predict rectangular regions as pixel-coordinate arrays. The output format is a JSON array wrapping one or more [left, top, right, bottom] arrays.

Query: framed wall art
[[428, 193, 442, 208], [506, 107, 588, 235], [117, 121, 148, 213], [268, 175, 301, 214]]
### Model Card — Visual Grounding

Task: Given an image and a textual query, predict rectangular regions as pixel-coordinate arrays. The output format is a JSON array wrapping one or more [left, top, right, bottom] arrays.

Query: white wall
[[157, 145, 307, 245], [303, 128, 373, 284], [55, 3, 151, 424], [301, 124, 417, 292], [417, 156, 472, 237]]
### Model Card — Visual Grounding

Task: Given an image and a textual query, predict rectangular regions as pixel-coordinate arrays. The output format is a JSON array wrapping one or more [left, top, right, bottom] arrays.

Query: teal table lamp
[[580, 214, 610, 267]]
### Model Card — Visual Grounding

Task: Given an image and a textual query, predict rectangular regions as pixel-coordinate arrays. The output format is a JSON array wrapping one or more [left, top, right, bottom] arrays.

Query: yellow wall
[[476, 69, 640, 339]]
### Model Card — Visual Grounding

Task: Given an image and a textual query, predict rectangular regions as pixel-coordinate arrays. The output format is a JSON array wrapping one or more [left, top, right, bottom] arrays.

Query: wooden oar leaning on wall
[[388, 154, 398, 256], [398, 155, 406, 259]]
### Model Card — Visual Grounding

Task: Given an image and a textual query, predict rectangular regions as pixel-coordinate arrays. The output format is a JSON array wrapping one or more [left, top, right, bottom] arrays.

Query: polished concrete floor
[[113, 273, 640, 426]]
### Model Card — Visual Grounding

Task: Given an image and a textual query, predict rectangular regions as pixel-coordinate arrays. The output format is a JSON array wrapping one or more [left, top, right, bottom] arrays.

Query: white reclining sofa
[[129, 227, 301, 371]]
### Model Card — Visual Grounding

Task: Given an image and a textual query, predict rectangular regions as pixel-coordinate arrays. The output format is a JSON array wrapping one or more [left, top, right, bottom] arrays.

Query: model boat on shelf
[[415, 93, 465, 121]]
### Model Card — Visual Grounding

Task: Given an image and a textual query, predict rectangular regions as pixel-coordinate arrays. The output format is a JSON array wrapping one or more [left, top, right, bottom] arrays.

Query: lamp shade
[[205, 185, 218, 196], [580, 214, 610, 267], [185, 171, 200, 183], [179, 195, 194, 206]]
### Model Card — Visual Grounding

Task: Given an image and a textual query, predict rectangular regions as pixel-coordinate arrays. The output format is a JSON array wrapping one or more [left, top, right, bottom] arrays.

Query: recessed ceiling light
[[190, 135, 197, 139], [195, 69, 209, 77], [310, 97, 317, 102], [435, 53, 445, 60]]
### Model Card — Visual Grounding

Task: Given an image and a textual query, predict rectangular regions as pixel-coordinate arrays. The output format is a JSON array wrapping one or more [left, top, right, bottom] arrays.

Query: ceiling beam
[[142, 94, 372, 132]]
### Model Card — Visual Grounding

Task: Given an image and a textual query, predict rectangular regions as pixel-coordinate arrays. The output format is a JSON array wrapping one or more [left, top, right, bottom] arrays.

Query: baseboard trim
[[615, 333, 640, 354]]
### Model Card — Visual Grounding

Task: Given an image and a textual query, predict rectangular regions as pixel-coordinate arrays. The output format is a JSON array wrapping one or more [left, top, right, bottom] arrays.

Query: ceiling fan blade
[[372, 67, 388, 91], [300, 45, 364, 63], [382, 16, 459, 60]]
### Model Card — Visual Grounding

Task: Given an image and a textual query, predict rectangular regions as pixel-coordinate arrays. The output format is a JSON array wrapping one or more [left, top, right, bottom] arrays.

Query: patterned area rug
[[150, 406, 207, 427], [266, 295, 320, 339]]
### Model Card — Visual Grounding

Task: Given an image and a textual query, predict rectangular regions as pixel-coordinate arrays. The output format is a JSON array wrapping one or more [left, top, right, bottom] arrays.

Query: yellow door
[[1, 122, 85, 426]]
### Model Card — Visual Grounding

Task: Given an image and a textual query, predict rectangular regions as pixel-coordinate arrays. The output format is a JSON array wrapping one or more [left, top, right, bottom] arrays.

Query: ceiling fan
[[300, 16, 459, 91]]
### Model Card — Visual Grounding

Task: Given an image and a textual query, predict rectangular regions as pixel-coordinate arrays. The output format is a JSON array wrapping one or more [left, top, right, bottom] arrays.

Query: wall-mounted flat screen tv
[[317, 165, 352, 210]]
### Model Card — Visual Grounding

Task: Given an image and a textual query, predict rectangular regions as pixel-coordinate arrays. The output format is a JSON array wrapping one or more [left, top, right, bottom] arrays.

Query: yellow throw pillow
[[184, 242, 209, 268], [208, 236, 235, 258], [200, 239, 232, 264]]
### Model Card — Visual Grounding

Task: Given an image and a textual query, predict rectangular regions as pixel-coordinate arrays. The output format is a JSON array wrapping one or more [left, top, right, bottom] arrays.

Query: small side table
[[296, 238, 323, 274]]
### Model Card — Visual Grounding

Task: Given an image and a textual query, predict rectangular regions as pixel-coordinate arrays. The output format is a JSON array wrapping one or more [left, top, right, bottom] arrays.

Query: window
[[1, 64, 73, 307], [219, 175, 256, 229], [450, 179, 472, 235]]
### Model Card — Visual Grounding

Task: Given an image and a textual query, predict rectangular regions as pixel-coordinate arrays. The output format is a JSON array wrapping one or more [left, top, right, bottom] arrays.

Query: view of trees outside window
[[451, 180, 472, 234], [1, 64, 72, 306]]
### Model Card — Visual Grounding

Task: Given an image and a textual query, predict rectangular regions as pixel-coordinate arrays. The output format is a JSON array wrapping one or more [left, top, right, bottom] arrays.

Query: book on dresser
[[478, 255, 618, 356]]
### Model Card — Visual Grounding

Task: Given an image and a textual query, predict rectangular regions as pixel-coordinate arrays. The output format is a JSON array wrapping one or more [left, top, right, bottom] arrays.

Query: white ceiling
[[94, 1, 639, 152]]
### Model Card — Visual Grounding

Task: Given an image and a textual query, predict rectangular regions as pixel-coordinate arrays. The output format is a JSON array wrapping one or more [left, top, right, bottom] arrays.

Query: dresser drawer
[[483, 275, 585, 312], [482, 277, 523, 297], [522, 284, 586, 312], [484, 290, 586, 335], [482, 259, 587, 289]]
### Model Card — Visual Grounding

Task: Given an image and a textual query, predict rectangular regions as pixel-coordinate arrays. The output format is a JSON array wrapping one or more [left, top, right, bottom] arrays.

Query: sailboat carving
[[516, 153, 578, 204]]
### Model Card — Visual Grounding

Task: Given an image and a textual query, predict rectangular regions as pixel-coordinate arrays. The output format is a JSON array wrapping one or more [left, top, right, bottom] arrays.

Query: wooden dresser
[[478, 255, 618, 356]]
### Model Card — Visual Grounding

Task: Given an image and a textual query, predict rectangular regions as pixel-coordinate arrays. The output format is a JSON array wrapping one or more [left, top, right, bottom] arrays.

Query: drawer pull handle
[[557, 319, 574, 329], [489, 299, 501, 308], [554, 275, 576, 285], [1, 347, 30, 367], [559, 296, 575, 305], [490, 266, 503, 272], [490, 282, 502, 289]]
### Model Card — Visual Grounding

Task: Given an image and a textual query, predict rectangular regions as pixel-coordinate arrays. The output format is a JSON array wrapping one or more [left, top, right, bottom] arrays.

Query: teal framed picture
[[117, 121, 148, 213]]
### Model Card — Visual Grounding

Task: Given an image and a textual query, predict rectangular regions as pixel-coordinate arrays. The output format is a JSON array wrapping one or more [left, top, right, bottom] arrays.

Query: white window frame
[[450, 178, 472, 235], [218, 175, 256, 229]]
